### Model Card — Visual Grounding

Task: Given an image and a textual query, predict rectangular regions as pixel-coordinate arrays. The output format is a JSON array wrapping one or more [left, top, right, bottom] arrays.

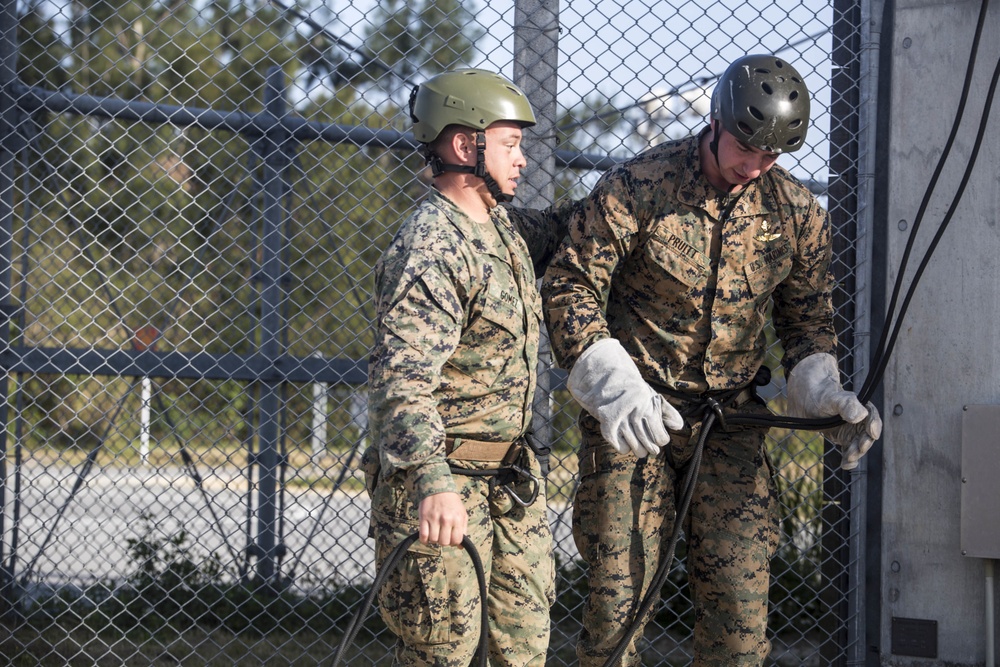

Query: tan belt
[[445, 437, 516, 462]]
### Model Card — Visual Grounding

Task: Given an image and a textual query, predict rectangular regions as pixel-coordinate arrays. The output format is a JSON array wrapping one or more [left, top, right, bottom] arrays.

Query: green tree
[[11, 0, 479, 450]]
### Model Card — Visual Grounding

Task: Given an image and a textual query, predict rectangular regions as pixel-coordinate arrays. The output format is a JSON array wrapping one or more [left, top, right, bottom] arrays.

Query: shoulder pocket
[[382, 273, 462, 351]]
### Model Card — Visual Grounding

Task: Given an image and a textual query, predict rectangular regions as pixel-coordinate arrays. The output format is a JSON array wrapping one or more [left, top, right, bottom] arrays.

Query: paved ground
[[2, 460, 577, 595], [3, 460, 825, 665]]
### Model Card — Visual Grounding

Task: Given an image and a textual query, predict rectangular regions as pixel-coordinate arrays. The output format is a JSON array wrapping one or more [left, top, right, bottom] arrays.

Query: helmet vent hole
[[788, 119, 802, 129], [789, 91, 799, 101], [737, 121, 755, 137], [761, 83, 773, 95], [749, 106, 765, 121]]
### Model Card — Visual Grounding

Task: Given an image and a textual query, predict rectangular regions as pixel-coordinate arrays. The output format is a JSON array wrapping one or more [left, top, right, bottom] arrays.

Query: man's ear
[[450, 131, 475, 165]]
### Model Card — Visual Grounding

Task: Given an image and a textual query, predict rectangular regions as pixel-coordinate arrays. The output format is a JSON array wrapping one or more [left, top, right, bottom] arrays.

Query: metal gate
[[0, 0, 873, 664]]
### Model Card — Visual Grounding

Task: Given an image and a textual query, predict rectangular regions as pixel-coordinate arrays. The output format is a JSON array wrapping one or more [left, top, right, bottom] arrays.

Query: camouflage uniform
[[541, 129, 837, 667], [366, 189, 568, 667]]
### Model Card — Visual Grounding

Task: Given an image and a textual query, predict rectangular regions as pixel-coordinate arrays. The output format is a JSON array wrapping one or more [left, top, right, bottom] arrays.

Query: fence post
[[827, 0, 872, 662], [0, 0, 19, 612], [512, 0, 560, 450], [254, 65, 294, 585]]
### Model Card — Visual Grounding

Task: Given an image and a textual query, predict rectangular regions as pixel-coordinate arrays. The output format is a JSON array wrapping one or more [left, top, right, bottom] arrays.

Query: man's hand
[[787, 353, 883, 470], [418, 492, 468, 546]]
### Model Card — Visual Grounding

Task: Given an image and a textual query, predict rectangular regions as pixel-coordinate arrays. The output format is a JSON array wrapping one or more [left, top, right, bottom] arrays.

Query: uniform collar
[[427, 188, 510, 255], [674, 129, 770, 219]]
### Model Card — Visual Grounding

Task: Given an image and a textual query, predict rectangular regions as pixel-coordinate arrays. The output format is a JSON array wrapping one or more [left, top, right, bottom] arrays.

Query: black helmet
[[710, 54, 810, 153]]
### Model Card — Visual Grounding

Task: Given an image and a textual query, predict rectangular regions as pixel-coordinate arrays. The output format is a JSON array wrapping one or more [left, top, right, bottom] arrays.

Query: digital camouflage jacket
[[542, 131, 837, 394], [368, 189, 571, 502]]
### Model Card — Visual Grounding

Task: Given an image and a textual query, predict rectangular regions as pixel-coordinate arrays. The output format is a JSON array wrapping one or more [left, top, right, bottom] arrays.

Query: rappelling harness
[[444, 433, 550, 510]]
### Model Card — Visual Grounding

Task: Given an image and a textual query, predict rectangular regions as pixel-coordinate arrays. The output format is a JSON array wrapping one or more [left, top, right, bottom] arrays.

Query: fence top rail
[[8, 81, 616, 173]]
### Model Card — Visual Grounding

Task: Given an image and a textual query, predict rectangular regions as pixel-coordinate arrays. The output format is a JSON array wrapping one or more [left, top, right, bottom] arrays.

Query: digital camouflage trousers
[[572, 400, 780, 667], [369, 452, 555, 667]]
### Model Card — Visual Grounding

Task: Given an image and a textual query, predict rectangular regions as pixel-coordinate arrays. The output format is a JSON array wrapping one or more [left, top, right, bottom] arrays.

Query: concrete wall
[[880, 0, 1000, 663]]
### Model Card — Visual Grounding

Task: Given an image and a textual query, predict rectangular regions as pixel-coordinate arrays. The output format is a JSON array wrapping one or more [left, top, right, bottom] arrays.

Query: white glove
[[567, 338, 684, 457], [786, 353, 883, 470]]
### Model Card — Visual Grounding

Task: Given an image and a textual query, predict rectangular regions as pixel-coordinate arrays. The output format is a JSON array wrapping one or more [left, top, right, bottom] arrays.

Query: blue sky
[[466, 0, 837, 184]]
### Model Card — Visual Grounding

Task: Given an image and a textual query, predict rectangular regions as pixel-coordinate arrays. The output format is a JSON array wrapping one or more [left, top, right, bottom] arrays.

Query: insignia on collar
[[754, 219, 782, 243]]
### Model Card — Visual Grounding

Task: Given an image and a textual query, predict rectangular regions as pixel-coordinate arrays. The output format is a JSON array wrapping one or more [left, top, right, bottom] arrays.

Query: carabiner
[[489, 463, 540, 508]]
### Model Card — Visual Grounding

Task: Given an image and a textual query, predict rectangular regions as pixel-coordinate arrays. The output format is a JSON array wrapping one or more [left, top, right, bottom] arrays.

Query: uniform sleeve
[[504, 197, 580, 276], [541, 169, 639, 370], [772, 197, 839, 373], [368, 258, 464, 502]]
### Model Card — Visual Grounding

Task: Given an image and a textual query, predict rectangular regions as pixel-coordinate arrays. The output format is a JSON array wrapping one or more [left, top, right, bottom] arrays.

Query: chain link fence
[[0, 0, 868, 664]]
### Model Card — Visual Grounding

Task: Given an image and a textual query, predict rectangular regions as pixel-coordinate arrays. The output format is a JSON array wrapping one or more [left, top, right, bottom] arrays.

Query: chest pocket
[[445, 277, 524, 387], [743, 238, 793, 299], [644, 232, 711, 290], [480, 278, 524, 335]]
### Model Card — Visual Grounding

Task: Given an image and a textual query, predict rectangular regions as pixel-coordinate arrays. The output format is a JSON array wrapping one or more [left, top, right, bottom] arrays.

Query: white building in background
[[637, 83, 712, 146]]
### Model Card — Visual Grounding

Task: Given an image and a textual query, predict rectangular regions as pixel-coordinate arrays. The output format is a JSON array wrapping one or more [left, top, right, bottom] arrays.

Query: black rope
[[330, 533, 488, 667], [860, 0, 992, 403], [860, 16, 999, 405], [598, 384, 841, 667], [600, 411, 711, 667]]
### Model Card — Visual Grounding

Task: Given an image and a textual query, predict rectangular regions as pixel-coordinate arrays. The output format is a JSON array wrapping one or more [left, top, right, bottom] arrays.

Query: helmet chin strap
[[426, 132, 512, 203], [709, 119, 721, 165], [709, 120, 746, 195]]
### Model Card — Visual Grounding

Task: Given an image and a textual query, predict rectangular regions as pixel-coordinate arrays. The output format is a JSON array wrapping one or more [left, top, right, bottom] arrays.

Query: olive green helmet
[[710, 54, 810, 153], [409, 68, 536, 143]]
